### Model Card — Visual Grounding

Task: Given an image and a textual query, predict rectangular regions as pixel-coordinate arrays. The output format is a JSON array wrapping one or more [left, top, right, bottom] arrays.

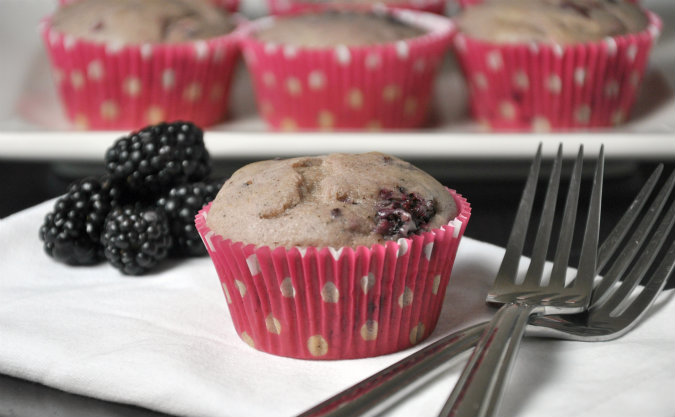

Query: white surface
[[0, 200, 674, 417], [0, 0, 673, 160]]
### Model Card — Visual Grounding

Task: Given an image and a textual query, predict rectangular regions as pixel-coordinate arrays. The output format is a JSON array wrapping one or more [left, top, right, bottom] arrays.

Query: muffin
[[451, 0, 661, 130], [240, 8, 455, 130], [195, 152, 471, 359], [41, 0, 242, 130], [58, 0, 241, 14], [267, 0, 447, 15]]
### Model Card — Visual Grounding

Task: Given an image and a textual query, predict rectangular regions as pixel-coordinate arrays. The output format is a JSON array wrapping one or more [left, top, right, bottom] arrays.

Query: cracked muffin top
[[457, 0, 648, 44], [254, 11, 425, 47], [206, 152, 458, 248], [51, 0, 235, 45]]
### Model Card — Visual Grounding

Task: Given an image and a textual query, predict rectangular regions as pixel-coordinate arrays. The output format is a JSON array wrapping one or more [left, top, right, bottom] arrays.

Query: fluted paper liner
[[452, 10, 661, 130], [240, 7, 454, 130], [40, 17, 242, 130], [267, 0, 446, 15], [195, 189, 471, 359]]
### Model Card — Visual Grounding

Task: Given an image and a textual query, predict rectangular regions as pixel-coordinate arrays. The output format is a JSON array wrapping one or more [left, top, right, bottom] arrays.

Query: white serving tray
[[1, 0, 673, 161]]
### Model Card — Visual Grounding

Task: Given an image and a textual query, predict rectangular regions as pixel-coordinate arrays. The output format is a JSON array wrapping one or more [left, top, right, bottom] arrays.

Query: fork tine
[[567, 145, 604, 297], [494, 143, 542, 283], [595, 164, 664, 274], [592, 169, 675, 307], [522, 144, 563, 287], [601, 199, 675, 315], [617, 239, 675, 328], [546, 146, 585, 288]]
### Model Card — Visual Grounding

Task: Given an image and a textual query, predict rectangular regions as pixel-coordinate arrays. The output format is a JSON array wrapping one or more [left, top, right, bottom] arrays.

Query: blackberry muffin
[[451, 0, 659, 130], [457, 0, 648, 44], [50, 0, 236, 44], [206, 152, 457, 247], [41, 0, 241, 129], [254, 11, 425, 47], [196, 152, 471, 359], [240, 9, 454, 130], [266, 0, 447, 15]]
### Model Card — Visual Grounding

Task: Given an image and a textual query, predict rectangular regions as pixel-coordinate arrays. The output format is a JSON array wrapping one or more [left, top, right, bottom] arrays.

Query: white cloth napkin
[[1, 200, 673, 417]]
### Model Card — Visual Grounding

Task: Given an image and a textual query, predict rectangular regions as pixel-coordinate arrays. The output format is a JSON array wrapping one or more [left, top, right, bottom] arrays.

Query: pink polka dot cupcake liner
[[57, 0, 240, 13], [195, 189, 470, 360], [40, 17, 242, 130], [240, 7, 454, 131], [267, 0, 447, 15], [452, 10, 661, 130]]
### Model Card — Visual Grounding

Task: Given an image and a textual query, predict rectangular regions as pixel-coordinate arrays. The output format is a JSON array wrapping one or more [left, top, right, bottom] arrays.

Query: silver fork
[[297, 152, 675, 417], [438, 143, 604, 417]]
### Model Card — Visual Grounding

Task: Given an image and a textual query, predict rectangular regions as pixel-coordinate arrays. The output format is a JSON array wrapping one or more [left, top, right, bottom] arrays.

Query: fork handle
[[438, 302, 535, 417]]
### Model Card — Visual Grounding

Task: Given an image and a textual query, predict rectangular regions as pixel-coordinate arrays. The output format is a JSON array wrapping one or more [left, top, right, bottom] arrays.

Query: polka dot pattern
[[87, 60, 104, 81], [234, 280, 247, 297], [123, 77, 142, 97], [241, 332, 255, 348], [347, 89, 364, 110], [410, 323, 426, 345], [193, 193, 472, 359], [41, 20, 241, 129], [360, 320, 379, 341], [308, 71, 325, 90], [222, 283, 232, 304], [280, 277, 295, 298], [285, 77, 302, 96], [317, 110, 335, 130], [242, 7, 454, 130], [398, 286, 414, 308], [70, 71, 85, 90], [100, 100, 119, 120], [265, 314, 282, 334], [361, 273, 375, 294], [307, 335, 329, 357], [321, 282, 340, 303], [145, 106, 165, 124], [452, 11, 660, 130], [432, 275, 441, 295]]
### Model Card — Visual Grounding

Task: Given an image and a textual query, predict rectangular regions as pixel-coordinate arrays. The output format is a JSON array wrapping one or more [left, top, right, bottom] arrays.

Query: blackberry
[[104, 121, 210, 199], [101, 206, 172, 275], [157, 180, 223, 257], [39, 177, 120, 265], [374, 187, 436, 240]]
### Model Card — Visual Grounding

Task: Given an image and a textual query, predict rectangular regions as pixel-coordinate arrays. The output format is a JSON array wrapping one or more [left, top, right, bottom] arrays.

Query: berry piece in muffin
[[374, 187, 436, 240], [39, 176, 120, 265], [157, 181, 223, 257], [104, 121, 210, 199], [101, 206, 172, 275]]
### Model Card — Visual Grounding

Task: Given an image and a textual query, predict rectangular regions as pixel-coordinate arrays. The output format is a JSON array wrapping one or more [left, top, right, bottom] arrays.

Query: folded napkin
[[0, 201, 673, 417]]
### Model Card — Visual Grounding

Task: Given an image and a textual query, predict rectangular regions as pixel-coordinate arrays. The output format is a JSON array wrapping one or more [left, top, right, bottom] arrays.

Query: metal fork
[[298, 151, 675, 417], [437, 144, 604, 417]]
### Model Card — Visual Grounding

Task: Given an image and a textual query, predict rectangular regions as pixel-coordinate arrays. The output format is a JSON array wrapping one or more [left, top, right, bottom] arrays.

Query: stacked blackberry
[[39, 122, 222, 275]]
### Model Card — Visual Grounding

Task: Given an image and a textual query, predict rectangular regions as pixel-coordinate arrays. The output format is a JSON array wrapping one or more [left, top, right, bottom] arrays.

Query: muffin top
[[254, 12, 426, 47], [301, 0, 417, 3], [457, 0, 648, 44], [51, 0, 235, 45], [206, 152, 458, 248]]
